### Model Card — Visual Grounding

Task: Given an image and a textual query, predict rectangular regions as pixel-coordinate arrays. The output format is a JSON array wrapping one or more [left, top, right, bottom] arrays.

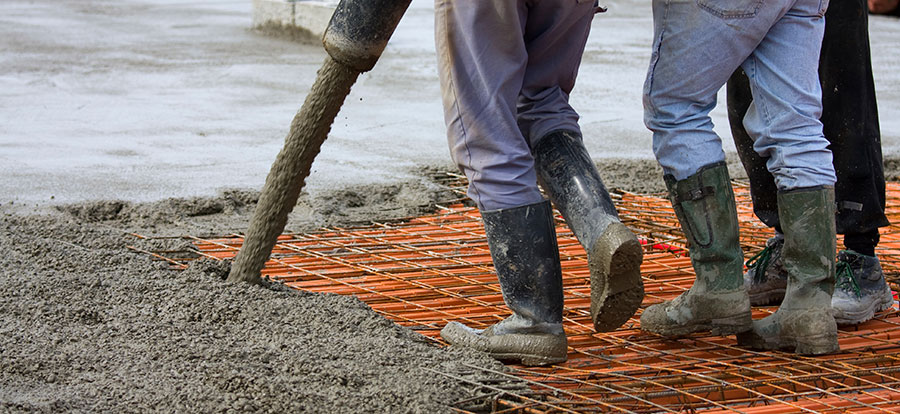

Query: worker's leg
[[435, 0, 567, 366], [822, 0, 893, 324], [727, 69, 780, 228], [733, 0, 839, 355], [644, 0, 791, 183], [516, 0, 595, 144], [823, 0, 888, 238], [728, 0, 892, 324], [727, 0, 888, 240], [440, 200, 568, 366], [513, 3, 644, 333], [726, 69, 790, 306], [434, 0, 537, 211], [639, 0, 795, 337]]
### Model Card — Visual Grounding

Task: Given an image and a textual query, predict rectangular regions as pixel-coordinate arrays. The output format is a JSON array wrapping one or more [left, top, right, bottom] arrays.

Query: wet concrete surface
[[3, 0, 897, 208]]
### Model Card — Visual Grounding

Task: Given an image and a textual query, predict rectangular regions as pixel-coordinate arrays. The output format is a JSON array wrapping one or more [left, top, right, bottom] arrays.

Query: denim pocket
[[697, 0, 763, 18]]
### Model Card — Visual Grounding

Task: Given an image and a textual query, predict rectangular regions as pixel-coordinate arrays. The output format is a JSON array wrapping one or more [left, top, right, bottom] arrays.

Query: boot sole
[[749, 288, 785, 307], [737, 330, 839, 355], [589, 223, 644, 332], [489, 352, 568, 366], [736, 309, 840, 355], [440, 322, 568, 367], [833, 289, 895, 326]]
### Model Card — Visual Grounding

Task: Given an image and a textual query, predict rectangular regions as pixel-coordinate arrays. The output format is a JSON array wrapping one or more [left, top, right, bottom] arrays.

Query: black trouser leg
[[844, 229, 880, 257]]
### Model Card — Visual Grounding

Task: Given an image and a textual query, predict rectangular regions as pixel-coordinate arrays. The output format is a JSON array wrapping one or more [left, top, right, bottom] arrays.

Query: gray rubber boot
[[640, 163, 752, 337], [832, 250, 894, 325], [533, 130, 644, 332], [737, 187, 840, 355], [440, 200, 567, 366], [743, 232, 788, 306]]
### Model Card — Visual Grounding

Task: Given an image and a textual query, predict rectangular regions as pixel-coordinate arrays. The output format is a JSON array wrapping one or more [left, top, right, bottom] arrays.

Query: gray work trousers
[[435, 0, 596, 210]]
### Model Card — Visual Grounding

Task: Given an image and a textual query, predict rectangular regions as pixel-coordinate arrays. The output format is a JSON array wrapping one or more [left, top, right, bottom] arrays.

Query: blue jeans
[[644, 0, 836, 190], [435, 0, 596, 210]]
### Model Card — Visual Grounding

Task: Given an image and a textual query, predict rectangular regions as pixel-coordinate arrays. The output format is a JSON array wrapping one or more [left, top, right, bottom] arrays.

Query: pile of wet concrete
[[0, 178, 512, 413]]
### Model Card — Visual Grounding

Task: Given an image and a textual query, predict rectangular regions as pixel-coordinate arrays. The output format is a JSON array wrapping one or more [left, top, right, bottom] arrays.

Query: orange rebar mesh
[[149, 175, 900, 413]]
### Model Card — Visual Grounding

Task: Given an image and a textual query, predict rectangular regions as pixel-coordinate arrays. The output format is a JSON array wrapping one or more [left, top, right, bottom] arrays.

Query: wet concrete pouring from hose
[[228, 56, 360, 284]]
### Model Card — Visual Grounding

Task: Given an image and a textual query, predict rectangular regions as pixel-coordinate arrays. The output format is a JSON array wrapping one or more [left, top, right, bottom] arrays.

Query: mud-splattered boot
[[737, 187, 840, 355], [640, 163, 752, 337], [441, 200, 567, 366], [533, 130, 644, 332], [832, 250, 894, 325], [743, 232, 788, 305]]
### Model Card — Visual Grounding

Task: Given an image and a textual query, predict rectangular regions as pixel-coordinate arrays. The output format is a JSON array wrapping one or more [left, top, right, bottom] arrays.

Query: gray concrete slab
[[2, 0, 898, 207]]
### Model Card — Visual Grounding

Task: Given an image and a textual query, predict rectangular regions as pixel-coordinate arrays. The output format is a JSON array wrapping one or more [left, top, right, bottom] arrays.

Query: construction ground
[[3, 0, 900, 412]]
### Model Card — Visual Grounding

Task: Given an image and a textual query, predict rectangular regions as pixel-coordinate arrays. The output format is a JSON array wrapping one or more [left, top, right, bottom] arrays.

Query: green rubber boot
[[441, 200, 567, 366], [737, 187, 840, 355], [640, 163, 752, 337]]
